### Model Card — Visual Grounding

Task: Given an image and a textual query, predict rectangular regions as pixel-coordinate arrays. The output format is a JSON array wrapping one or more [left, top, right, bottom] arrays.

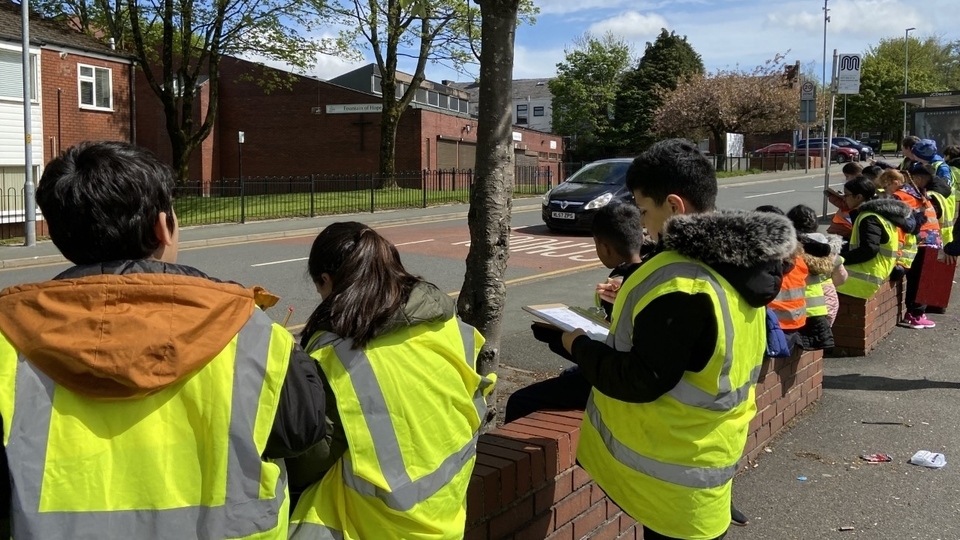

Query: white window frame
[[78, 63, 113, 111], [0, 47, 39, 103]]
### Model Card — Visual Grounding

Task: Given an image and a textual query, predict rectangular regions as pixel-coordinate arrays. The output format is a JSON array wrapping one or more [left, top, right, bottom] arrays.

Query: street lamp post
[[822, 0, 830, 126], [903, 27, 916, 146]]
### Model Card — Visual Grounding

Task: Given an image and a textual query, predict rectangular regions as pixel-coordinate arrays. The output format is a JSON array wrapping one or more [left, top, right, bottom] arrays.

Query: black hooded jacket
[[570, 210, 796, 403], [841, 198, 913, 266]]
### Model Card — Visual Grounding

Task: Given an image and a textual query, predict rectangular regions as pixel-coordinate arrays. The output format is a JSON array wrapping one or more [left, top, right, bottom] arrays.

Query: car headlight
[[542, 190, 551, 206], [584, 192, 614, 210]]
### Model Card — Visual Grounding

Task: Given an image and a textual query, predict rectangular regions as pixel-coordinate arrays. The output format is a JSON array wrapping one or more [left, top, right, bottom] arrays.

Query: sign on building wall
[[326, 103, 384, 114], [512, 131, 522, 142], [837, 54, 862, 95], [550, 140, 557, 150]]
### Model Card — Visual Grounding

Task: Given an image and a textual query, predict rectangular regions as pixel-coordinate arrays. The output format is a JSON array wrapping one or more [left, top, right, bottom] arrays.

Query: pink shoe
[[899, 313, 936, 329]]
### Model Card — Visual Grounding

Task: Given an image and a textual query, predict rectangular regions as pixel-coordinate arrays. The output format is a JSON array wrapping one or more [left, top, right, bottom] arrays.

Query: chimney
[[442, 79, 454, 86]]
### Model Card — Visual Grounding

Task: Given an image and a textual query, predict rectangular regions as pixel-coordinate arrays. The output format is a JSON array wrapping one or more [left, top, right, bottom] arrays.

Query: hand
[[562, 329, 586, 355], [596, 277, 623, 305], [945, 254, 958, 266], [530, 323, 573, 361]]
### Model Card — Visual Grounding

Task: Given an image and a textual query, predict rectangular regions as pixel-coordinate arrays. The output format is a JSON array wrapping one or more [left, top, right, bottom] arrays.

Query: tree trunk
[[458, 0, 519, 426], [170, 132, 191, 185], [378, 102, 402, 189], [712, 130, 726, 172]]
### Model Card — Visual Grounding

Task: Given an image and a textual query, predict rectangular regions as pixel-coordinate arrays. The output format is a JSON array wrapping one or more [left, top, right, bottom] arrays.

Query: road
[[0, 171, 844, 374]]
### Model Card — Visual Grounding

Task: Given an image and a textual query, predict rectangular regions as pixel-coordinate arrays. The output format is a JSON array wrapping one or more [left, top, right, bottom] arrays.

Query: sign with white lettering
[[512, 131, 522, 142], [837, 54, 862, 95], [325, 103, 384, 114]]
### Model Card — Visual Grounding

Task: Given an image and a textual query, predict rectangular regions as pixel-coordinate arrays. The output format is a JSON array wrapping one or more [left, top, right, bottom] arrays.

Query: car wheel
[[836, 154, 848, 164]]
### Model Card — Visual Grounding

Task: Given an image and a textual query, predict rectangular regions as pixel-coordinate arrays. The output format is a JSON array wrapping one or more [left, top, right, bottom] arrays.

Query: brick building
[[0, 0, 133, 237], [135, 57, 564, 188]]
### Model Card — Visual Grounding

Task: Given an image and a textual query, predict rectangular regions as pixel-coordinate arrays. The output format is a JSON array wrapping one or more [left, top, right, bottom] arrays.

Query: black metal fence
[[172, 167, 554, 227]]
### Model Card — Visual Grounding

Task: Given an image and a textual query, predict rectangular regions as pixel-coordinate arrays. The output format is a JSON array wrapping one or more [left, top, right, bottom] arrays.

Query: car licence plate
[[551, 212, 575, 220]]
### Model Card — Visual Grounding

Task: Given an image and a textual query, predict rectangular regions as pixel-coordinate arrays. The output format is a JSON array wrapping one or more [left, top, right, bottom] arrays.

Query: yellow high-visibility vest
[[290, 316, 493, 540], [0, 310, 293, 539], [836, 212, 899, 299], [577, 250, 765, 540]]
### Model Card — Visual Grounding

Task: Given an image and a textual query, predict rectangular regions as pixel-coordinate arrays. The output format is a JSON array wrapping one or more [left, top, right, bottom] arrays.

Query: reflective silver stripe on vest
[[7, 310, 286, 539], [585, 394, 738, 489], [289, 522, 345, 540], [846, 269, 886, 285], [775, 287, 805, 301], [775, 306, 805, 322], [806, 295, 827, 308], [607, 261, 758, 411], [879, 248, 899, 258], [324, 335, 479, 513], [457, 318, 477, 371]]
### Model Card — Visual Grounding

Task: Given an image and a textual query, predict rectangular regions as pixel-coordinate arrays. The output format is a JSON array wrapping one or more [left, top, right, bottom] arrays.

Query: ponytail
[[301, 222, 422, 349]]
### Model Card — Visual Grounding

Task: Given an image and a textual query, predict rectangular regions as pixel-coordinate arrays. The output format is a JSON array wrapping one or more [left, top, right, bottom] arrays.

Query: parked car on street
[[542, 158, 634, 232], [861, 138, 883, 154], [753, 143, 793, 155], [796, 140, 860, 163], [831, 137, 874, 161]]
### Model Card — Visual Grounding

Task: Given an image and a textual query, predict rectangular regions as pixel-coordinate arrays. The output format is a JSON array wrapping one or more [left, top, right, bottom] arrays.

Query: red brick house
[[135, 57, 564, 189], [0, 0, 133, 237]]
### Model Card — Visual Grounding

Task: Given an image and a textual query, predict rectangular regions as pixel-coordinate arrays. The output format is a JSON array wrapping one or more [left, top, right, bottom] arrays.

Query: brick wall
[[831, 278, 904, 356], [40, 49, 132, 163], [467, 350, 824, 539], [0, 219, 48, 240]]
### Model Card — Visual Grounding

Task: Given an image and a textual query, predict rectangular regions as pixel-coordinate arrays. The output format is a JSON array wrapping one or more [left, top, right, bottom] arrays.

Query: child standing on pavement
[[505, 203, 647, 423], [788, 204, 847, 327]]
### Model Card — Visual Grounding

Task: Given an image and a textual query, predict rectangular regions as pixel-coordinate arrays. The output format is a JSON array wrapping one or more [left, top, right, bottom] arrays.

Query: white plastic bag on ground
[[909, 450, 947, 468]]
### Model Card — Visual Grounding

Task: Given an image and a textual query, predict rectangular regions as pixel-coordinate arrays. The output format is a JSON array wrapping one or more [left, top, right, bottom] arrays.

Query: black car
[[541, 159, 634, 232]]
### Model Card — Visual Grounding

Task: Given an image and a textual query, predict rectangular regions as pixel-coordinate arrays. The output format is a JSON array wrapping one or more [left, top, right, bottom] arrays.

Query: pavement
[[7, 166, 956, 537]]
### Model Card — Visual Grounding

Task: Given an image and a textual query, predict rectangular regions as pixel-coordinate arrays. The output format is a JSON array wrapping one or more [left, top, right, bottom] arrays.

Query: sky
[[292, 0, 955, 88]]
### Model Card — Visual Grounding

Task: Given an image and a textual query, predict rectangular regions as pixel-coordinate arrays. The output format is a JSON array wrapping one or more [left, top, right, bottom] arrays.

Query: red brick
[[591, 483, 607, 506], [546, 522, 574, 540], [554, 486, 592, 527], [513, 510, 555, 540], [489, 498, 534, 540], [572, 466, 592, 490], [534, 470, 573, 515], [573, 501, 607, 539], [495, 425, 564, 476], [478, 442, 533, 497], [511, 418, 578, 469], [530, 411, 583, 428], [467, 477, 484, 524], [476, 453, 517, 507], [605, 498, 621, 519], [484, 434, 548, 487], [619, 513, 637, 532], [771, 411, 784, 433], [472, 464, 500, 515], [760, 404, 775, 425], [464, 522, 488, 540], [589, 518, 621, 540]]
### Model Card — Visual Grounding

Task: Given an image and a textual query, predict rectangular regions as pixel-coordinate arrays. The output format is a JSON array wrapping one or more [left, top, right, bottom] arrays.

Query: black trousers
[[503, 366, 592, 424], [905, 247, 928, 316]]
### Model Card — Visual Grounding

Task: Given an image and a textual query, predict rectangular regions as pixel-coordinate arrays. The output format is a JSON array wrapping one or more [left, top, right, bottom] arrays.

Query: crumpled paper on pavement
[[909, 450, 946, 468]]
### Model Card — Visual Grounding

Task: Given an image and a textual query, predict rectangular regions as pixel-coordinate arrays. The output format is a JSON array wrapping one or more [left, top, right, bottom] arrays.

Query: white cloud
[[512, 45, 566, 79], [766, 0, 925, 38], [535, 0, 635, 15], [587, 11, 668, 41]]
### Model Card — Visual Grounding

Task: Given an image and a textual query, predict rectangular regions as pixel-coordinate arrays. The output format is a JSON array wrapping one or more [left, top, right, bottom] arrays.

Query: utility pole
[[822, 0, 830, 129], [21, 0, 35, 246], [903, 27, 916, 145], [823, 50, 838, 218]]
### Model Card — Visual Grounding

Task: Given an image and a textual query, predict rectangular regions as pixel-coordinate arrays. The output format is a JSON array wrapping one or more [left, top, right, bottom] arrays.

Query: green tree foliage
[[614, 29, 703, 154], [322, 0, 537, 186], [548, 32, 632, 162], [847, 36, 959, 143], [654, 55, 798, 169], [34, 0, 323, 184]]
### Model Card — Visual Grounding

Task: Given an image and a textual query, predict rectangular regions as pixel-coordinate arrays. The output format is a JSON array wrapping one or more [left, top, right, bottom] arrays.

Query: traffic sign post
[[800, 80, 817, 172]]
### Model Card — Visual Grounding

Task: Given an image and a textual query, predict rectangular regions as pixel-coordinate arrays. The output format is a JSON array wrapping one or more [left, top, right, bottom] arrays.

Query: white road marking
[[251, 257, 308, 267], [394, 239, 435, 246], [743, 189, 796, 199]]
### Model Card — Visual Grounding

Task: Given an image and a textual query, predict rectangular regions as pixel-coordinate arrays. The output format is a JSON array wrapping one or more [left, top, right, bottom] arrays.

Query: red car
[[754, 143, 793, 155]]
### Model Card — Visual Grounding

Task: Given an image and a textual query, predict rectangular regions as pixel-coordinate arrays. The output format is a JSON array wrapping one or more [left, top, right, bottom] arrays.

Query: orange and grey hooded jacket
[[0, 260, 327, 531]]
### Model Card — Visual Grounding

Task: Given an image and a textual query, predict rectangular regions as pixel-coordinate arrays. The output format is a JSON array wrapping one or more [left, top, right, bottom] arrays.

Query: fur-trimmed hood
[[800, 232, 842, 276], [661, 210, 797, 307], [855, 198, 912, 230]]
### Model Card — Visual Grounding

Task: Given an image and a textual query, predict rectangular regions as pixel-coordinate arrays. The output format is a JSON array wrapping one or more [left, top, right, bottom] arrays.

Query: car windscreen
[[566, 162, 630, 185]]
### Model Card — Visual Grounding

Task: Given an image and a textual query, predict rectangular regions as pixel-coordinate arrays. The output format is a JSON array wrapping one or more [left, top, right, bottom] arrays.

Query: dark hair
[[944, 145, 960, 160], [861, 165, 883, 180], [625, 138, 717, 212], [902, 136, 920, 149], [844, 176, 877, 201], [904, 167, 932, 194], [300, 222, 422, 349], [787, 205, 819, 234], [591, 203, 643, 258], [754, 205, 785, 215], [842, 162, 863, 175], [36, 141, 176, 265]]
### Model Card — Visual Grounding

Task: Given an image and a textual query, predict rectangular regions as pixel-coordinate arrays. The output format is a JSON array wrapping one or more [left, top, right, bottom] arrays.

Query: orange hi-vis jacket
[[770, 255, 809, 331]]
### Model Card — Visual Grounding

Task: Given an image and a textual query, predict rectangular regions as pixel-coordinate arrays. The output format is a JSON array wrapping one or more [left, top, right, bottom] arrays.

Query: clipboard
[[522, 303, 610, 341]]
